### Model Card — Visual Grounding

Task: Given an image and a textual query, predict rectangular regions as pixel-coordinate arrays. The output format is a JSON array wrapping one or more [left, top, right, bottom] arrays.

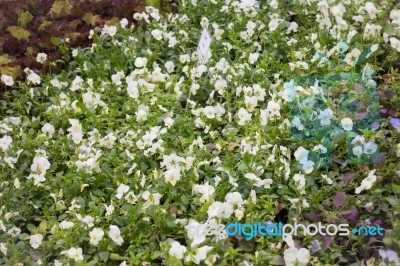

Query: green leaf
[[98, 251, 109, 262], [50, 0, 73, 19], [18, 10, 33, 28], [27, 224, 36, 232], [145, 0, 161, 9], [82, 13, 101, 26], [150, 251, 162, 260], [110, 253, 122, 260], [38, 220, 47, 232], [7, 26, 30, 41], [386, 196, 399, 206], [392, 184, 400, 194], [50, 37, 62, 46], [0, 54, 12, 65], [39, 21, 53, 31]]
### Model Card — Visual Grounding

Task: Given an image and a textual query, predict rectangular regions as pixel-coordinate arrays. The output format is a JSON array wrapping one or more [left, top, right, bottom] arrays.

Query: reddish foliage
[[0, 0, 174, 79]]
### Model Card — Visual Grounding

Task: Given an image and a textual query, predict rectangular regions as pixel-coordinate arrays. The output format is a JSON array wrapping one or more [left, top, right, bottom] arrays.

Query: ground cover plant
[[0, 0, 400, 265]]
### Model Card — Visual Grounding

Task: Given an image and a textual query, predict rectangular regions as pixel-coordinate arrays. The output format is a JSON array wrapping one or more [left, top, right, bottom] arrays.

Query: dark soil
[[0, 0, 176, 86]]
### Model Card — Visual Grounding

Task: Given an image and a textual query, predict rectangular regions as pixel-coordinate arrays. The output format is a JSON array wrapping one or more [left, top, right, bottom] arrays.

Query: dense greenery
[[0, 0, 400, 265]]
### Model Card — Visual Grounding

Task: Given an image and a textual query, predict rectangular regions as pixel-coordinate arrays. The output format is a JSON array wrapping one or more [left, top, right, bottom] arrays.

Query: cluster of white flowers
[[26, 150, 51, 185], [355, 169, 377, 194], [1, 0, 399, 265]]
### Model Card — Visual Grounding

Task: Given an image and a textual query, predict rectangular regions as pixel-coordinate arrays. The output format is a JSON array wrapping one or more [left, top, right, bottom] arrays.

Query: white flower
[[164, 168, 181, 186], [169, 241, 187, 260], [30, 234, 43, 249], [355, 170, 377, 194], [1, 74, 14, 86], [142, 191, 162, 208], [318, 108, 334, 126], [108, 225, 124, 245], [101, 25, 117, 37], [286, 22, 298, 34], [165, 61, 175, 73], [124, 191, 137, 204], [225, 192, 243, 206], [7, 226, 21, 237], [127, 80, 139, 99], [135, 57, 148, 68], [245, 96, 258, 111], [270, 0, 278, 8], [390, 10, 400, 24], [70, 76, 83, 91], [293, 173, 306, 190], [112, 71, 125, 86], [321, 174, 333, 185], [268, 18, 280, 32], [8, 116, 21, 125], [370, 44, 379, 53], [302, 160, 314, 174], [256, 178, 273, 189], [190, 246, 213, 265], [294, 147, 309, 164], [0, 221, 5, 232], [344, 48, 361, 65], [0, 135, 12, 152], [292, 116, 304, 131], [36, 53, 47, 64], [116, 184, 129, 199], [284, 247, 310, 266], [136, 105, 149, 122], [105, 204, 115, 216], [186, 220, 207, 247], [203, 106, 216, 119], [363, 142, 378, 154], [179, 54, 190, 63], [67, 119, 83, 144], [81, 215, 94, 228], [59, 221, 74, 230], [41, 123, 55, 135], [330, 4, 345, 17], [0, 243, 7, 256], [249, 53, 259, 64], [390, 37, 400, 52], [267, 100, 281, 117], [192, 183, 215, 203], [89, 228, 104, 245], [30, 154, 51, 175], [151, 29, 163, 40], [214, 79, 227, 95], [120, 18, 129, 28], [364, 2, 380, 19], [164, 117, 175, 128], [65, 247, 84, 261], [313, 145, 327, 154], [237, 108, 252, 125], [207, 201, 233, 219], [25, 69, 41, 85], [341, 117, 353, 131]]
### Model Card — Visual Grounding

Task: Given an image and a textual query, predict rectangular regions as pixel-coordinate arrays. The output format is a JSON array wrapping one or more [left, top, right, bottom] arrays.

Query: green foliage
[[7, 26, 30, 41], [17, 10, 33, 28], [49, 0, 73, 19]]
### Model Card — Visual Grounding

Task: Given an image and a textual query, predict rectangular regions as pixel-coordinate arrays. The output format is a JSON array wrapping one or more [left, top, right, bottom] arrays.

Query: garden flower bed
[[0, 0, 400, 265]]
